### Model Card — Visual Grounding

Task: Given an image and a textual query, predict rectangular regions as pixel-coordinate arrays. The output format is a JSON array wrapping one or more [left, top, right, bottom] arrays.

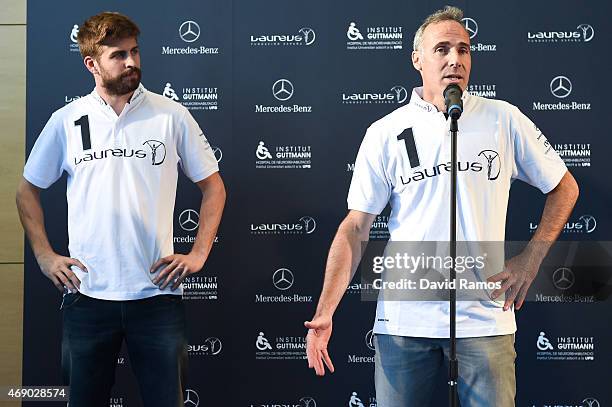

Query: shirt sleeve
[[176, 109, 219, 182], [23, 113, 66, 189], [347, 127, 392, 214], [510, 106, 567, 193]]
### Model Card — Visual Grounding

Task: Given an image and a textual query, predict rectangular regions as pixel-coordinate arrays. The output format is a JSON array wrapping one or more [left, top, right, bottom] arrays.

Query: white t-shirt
[[348, 87, 567, 338], [24, 84, 219, 300]]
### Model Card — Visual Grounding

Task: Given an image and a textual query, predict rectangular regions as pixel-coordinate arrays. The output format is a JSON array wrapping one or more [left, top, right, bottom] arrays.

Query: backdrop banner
[[23, 1, 610, 406]]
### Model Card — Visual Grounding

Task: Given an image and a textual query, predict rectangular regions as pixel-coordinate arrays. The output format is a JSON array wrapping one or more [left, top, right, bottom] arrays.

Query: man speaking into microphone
[[304, 5, 578, 407]]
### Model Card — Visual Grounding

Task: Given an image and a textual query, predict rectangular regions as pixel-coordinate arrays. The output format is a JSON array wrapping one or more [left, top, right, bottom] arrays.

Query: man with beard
[[16, 12, 225, 407]]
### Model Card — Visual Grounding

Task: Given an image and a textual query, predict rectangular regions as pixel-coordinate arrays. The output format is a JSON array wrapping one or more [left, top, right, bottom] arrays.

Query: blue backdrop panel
[[24, 1, 610, 406]]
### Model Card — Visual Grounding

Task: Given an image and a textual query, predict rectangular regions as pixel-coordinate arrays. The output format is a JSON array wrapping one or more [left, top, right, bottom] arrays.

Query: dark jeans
[[61, 293, 188, 407]]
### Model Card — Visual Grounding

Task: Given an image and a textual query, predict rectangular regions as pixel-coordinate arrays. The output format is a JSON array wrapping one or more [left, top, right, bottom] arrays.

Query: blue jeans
[[61, 293, 188, 407], [374, 334, 516, 407]]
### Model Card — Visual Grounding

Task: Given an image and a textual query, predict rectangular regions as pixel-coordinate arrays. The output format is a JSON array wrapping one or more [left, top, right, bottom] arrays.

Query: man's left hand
[[488, 251, 541, 311], [150, 253, 205, 290]]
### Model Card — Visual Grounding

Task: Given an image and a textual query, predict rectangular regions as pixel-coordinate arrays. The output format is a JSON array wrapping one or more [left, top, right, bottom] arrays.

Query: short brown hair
[[77, 12, 140, 58]]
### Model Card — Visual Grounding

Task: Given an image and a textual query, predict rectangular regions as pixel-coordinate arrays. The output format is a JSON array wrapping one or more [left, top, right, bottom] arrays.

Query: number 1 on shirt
[[397, 128, 420, 168], [74, 115, 91, 151]]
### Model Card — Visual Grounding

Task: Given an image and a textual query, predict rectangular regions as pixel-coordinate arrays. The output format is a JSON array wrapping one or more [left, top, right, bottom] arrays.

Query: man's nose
[[125, 55, 137, 68], [448, 48, 463, 67]]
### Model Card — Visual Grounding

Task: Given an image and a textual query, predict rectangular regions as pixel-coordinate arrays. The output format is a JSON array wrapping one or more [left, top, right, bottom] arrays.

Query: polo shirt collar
[[90, 83, 147, 115], [409, 86, 470, 114]]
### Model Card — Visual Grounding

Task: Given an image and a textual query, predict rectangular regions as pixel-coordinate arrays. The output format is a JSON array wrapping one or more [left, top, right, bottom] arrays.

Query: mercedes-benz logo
[[184, 389, 199, 407], [213, 146, 223, 162], [272, 79, 294, 101], [143, 140, 167, 165], [299, 216, 317, 234], [365, 329, 375, 351], [461, 17, 478, 39], [550, 76, 572, 99], [298, 27, 316, 46], [179, 209, 200, 231], [552, 267, 575, 290], [390, 85, 408, 104], [204, 337, 222, 355], [272, 268, 294, 290], [579, 215, 597, 233], [179, 20, 201, 43], [577, 24, 594, 42], [582, 398, 600, 407], [299, 396, 317, 407]]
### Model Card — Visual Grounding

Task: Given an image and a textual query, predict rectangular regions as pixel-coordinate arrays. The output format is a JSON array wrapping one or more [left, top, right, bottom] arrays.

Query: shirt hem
[[373, 324, 517, 338], [76, 287, 183, 301]]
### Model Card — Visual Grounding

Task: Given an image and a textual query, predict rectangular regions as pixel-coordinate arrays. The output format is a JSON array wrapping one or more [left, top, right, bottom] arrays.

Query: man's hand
[[304, 315, 335, 376], [488, 250, 541, 311], [37, 252, 87, 293], [150, 252, 205, 290]]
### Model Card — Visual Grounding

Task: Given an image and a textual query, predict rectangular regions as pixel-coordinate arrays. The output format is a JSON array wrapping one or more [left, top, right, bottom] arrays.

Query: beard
[[99, 66, 142, 96]]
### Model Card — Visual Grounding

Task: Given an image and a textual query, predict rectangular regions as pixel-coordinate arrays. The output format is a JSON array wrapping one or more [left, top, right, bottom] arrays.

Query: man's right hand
[[304, 315, 335, 376], [37, 252, 87, 293]]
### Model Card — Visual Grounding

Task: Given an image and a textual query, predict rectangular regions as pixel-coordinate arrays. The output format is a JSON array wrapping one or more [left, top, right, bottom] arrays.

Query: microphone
[[443, 84, 463, 120]]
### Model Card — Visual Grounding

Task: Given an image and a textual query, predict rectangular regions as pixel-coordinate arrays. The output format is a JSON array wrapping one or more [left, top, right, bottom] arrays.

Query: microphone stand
[[448, 116, 459, 407]]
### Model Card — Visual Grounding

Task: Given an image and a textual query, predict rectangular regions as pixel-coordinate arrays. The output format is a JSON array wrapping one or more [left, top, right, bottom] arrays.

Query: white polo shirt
[[348, 87, 567, 338], [24, 84, 219, 300]]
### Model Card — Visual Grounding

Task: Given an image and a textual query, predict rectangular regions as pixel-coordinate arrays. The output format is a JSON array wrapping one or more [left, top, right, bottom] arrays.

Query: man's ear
[[412, 50, 422, 71], [83, 56, 99, 75]]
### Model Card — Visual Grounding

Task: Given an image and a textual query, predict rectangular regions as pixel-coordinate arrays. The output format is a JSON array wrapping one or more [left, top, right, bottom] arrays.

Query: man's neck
[[421, 87, 447, 113], [95, 85, 134, 116]]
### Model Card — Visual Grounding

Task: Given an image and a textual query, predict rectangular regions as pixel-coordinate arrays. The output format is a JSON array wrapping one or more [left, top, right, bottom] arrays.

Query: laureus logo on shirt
[[143, 140, 166, 165], [399, 149, 500, 185], [73, 140, 166, 166]]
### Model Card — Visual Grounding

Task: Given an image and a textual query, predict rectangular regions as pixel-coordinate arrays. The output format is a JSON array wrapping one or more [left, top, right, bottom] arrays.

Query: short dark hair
[[77, 12, 140, 58]]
